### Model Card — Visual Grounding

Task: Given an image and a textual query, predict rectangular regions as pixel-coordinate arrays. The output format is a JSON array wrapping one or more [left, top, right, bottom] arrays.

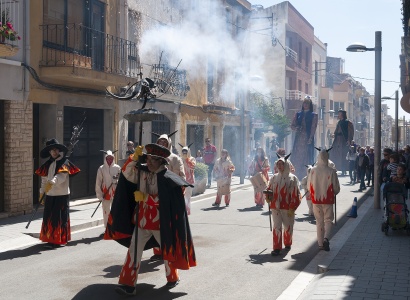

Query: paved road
[[0, 176, 366, 300]]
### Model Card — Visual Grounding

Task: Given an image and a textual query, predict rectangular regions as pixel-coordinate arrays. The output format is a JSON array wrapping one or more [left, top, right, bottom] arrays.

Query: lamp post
[[381, 90, 399, 151], [347, 31, 382, 209]]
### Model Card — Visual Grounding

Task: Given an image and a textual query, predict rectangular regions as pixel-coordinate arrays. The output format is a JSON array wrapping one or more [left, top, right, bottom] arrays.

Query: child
[[391, 163, 409, 187], [300, 165, 314, 216], [387, 153, 400, 179], [212, 149, 235, 207]]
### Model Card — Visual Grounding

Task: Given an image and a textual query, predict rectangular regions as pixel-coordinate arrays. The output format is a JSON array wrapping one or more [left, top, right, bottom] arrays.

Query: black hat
[[338, 108, 347, 113], [144, 143, 170, 164], [40, 138, 68, 158]]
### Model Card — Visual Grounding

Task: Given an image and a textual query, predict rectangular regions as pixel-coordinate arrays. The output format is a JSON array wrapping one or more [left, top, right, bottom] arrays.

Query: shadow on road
[[237, 206, 264, 212], [0, 243, 45, 261], [247, 252, 288, 265], [201, 206, 227, 211], [101, 259, 163, 279], [72, 283, 187, 300]]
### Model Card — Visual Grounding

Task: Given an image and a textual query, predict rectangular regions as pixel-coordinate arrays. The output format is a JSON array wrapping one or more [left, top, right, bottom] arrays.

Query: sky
[[252, 0, 404, 118]]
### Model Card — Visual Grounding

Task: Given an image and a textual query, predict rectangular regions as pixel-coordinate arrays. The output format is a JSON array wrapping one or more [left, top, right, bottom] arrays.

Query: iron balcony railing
[[150, 63, 189, 98], [40, 23, 140, 78]]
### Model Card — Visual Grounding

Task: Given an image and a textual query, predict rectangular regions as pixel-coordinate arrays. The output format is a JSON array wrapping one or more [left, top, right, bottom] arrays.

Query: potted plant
[[192, 162, 208, 196], [0, 9, 20, 57]]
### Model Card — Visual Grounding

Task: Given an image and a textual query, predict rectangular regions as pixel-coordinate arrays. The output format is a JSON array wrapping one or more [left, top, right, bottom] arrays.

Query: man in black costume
[[105, 143, 196, 296]]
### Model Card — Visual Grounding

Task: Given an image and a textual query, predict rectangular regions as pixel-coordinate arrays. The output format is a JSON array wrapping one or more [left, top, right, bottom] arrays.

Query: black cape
[[104, 164, 196, 269]]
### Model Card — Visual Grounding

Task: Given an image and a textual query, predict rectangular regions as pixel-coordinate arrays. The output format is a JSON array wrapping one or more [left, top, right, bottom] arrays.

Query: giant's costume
[[105, 144, 196, 295], [95, 150, 121, 227], [266, 155, 301, 255], [307, 148, 340, 251], [330, 110, 354, 175], [249, 153, 270, 207], [35, 139, 80, 247], [291, 106, 318, 180]]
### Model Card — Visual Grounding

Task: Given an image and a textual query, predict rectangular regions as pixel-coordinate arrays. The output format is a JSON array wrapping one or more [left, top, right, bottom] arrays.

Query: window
[[333, 101, 344, 117], [305, 83, 308, 94], [298, 42, 302, 63], [305, 47, 309, 69], [298, 80, 302, 92]]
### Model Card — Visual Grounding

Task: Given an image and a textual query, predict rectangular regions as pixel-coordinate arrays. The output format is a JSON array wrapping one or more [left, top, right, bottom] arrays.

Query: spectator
[[366, 147, 375, 187], [346, 146, 357, 185], [126, 141, 135, 156], [355, 147, 369, 192], [195, 150, 204, 163], [203, 138, 217, 188], [387, 152, 400, 179]]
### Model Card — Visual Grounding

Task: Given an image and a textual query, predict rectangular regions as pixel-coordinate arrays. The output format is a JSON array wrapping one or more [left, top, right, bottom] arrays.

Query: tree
[[250, 92, 291, 145]]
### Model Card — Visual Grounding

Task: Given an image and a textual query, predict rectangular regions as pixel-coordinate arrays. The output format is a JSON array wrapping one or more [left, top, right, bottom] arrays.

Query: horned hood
[[317, 149, 329, 166]]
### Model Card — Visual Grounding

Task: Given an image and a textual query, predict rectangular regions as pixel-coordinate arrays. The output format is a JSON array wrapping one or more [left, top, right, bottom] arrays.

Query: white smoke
[[127, 0, 273, 103]]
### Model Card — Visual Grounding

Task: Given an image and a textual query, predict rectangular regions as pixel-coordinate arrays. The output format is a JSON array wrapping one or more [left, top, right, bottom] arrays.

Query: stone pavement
[[279, 192, 410, 300], [0, 175, 252, 253]]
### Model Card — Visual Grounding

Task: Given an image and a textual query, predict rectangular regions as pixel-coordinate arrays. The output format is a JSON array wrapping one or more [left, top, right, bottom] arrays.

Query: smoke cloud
[[127, 0, 273, 103]]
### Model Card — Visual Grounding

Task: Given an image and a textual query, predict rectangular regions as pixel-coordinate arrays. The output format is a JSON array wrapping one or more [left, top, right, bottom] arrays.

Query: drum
[[217, 177, 231, 195], [250, 172, 268, 193]]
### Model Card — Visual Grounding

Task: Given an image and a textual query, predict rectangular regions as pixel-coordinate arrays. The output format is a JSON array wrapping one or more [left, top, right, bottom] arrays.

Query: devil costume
[[95, 150, 121, 228], [35, 139, 80, 248], [104, 144, 196, 295], [266, 155, 301, 255], [307, 148, 340, 251]]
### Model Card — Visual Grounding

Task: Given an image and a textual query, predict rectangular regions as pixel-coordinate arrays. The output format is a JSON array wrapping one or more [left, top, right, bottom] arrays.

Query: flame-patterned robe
[[267, 157, 301, 250], [307, 150, 340, 205], [35, 155, 80, 245], [104, 156, 196, 270]]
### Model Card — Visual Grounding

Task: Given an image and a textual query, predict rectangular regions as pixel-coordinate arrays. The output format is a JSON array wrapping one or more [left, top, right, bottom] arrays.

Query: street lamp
[[381, 90, 399, 151], [347, 31, 382, 209]]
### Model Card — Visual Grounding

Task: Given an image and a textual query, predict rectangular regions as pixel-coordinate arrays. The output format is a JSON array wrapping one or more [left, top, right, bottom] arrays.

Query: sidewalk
[[0, 176, 252, 253], [279, 193, 410, 300]]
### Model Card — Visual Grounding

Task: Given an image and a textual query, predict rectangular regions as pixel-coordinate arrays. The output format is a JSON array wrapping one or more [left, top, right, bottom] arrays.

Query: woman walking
[[249, 147, 270, 208]]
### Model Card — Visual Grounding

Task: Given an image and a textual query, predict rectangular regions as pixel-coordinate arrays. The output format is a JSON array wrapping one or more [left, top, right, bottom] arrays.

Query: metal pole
[[240, 91, 245, 184], [374, 31, 382, 209], [321, 107, 325, 148], [395, 90, 399, 152]]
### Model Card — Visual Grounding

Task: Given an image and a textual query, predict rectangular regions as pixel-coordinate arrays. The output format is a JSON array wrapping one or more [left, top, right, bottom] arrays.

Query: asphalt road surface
[[0, 175, 363, 300]]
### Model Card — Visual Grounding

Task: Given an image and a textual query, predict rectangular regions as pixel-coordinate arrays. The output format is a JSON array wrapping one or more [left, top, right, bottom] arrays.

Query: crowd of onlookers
[[346, 141, 410, 192]]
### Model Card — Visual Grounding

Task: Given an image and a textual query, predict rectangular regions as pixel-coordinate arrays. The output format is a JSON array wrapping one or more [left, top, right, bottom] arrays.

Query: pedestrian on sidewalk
[[203, 138, 217, 188], [355, 147, 369, 192], [307, 148, 340, 251], [248, 147, 270, 208], [346, 145, 357, 184], [114, 144, 196, 296], [35, 138, 80, 249], [180, 144, 196, 215], [366, 147, 374, 187], [265, 155, 301, 256], [95, 150, 121, 228], [212, 149, 235, 207]]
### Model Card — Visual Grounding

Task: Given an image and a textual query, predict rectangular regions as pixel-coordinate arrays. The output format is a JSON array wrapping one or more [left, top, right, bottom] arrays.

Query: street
[[0, 175, 367, 300]]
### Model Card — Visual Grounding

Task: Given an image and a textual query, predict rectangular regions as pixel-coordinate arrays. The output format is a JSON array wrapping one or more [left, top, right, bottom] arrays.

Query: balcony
[[39, 23, 141, 89], [150, 63, 189, 101], [0, 0, 21, 55]]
